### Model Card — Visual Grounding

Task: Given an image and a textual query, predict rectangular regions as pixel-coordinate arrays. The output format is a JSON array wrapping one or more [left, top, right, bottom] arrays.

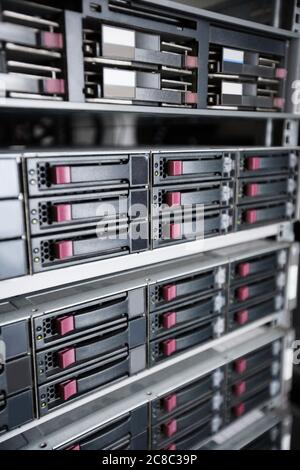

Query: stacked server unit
[[0, 0, 299, 452], [0, 0, 292, 112], [0, 240, 296, 440], [0, 146, 298, 280], [0, 155, 27, 280]]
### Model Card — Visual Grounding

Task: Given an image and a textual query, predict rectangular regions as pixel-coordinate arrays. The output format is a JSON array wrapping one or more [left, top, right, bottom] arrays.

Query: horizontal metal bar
[[0, 98, 299, 120]]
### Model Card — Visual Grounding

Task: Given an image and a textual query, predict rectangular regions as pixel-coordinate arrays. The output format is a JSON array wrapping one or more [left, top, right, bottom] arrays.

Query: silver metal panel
[[0, 200, 24, 239], [0, 98, 298, 119], [0, 239, 27, 281], [0, 158, 20, 198]]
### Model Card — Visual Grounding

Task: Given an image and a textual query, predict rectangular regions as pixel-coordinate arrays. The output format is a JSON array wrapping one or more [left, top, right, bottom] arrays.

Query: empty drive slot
[[0, 200, 25, 239], [149, 265, 226, 311], [150, 292, 225, 339], [0, 239, 28, 280], [0, 0, 66, 100], [152, 152, 235, 185], [26, 153, 149, 196]]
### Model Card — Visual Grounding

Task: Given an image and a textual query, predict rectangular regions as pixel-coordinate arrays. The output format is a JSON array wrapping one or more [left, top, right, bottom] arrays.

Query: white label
[[223, 48, 244, 64], [282, 434, 291, 450], [102, 25, 135, 47], [288, 265, 298, 301], [213, 410, 264, 445], [283, 348, 293, 381], [103, 68, 136, 87], [222, 81, 243, 96]]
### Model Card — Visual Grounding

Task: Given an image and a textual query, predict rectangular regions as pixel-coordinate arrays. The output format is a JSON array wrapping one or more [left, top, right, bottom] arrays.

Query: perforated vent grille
[[37, 163, 51, 189], [42, 317, 56, 339], [43, 351, 58, 372], [40, 240, 55, 264], [46, 384, 58, 403], [39, 202, 52, 226]]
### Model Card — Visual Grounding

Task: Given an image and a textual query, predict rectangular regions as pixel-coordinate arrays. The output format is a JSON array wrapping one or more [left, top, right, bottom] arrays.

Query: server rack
[[0, 0, 300, 452]]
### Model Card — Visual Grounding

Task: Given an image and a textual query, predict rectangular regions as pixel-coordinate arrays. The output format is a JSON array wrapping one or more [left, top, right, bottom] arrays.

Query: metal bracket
[[278, 222, 295, 242], [282, 119, 300, 146]]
